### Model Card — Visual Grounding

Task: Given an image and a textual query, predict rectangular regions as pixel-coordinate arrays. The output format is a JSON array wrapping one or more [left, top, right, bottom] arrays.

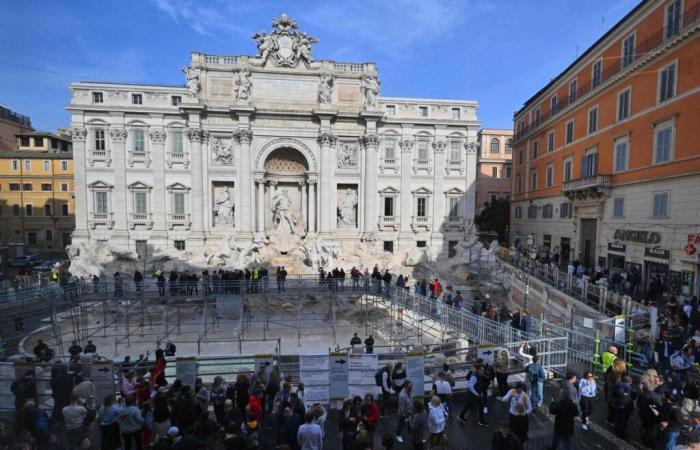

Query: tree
[[474, 198, 510, 244]]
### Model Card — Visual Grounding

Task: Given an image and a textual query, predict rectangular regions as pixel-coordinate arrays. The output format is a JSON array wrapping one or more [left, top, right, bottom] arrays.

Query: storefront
[[607, 243, 626, 275], [644, 247, 670, 292]]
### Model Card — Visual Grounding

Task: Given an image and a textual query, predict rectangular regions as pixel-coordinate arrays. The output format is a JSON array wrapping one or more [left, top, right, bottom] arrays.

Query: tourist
[[153, 387, 171, 441], [409, 399, 428, 450], [50, 363, 73, 426], [432, 372, 453, 415], [84, 340, 97, 354], [494, 349, 510, 398], [72, 375, 95, 410], [62, 394, 87, 450], [134, 271, 143, 295], [577, 371, 596, 431], [362, 394, 380, 435], [242, 411, 260, 449], [560, 371, 579, 406], [392, 362, 407, 393], [97, 395, 121, 450], [118, 396, 145, 450], [68, 340, 83, 357], [173, 386, 196, 431], [364, 335, 375, 354], [427, 396, 448, 449], [278, 407, 301, 450], [501, 382, 531, 444], [396, 380, 412, 443], [377, 364, 393, 416], [194, 378, 210, 416], [491, 422, 522, 450], [339, 399, 358, 450], [548, 389, 579, 450], [210, 376, 226, 425], [350, 333, 362, 350], [525, 356, 545, 408], [611, 375, 634, 439], [33, 339, 53, 362], [11, 370, 37, 411], [151, 348, 168, 387], [122, 371, 137, 398], [297, 410, 323, 450], [637, 369, 662, 447], [459, 364, 489, 427]]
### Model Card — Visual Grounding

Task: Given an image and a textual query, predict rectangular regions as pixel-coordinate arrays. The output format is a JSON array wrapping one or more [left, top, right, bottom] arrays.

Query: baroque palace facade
[[67, 14, 480, 262]]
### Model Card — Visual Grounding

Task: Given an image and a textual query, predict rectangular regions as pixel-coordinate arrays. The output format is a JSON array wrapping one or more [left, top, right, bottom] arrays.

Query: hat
[[167, 427, 179, 436]]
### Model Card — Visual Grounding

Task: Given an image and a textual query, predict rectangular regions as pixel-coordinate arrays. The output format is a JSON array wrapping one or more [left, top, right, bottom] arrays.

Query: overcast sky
[[1, 0, 639, 132]]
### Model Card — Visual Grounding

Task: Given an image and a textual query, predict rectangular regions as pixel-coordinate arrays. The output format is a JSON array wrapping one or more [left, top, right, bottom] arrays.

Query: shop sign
[[614, 229, 661, 244], [608, 243, 626, 253], [644, 247, 670, 259], [688, 235, 700, 244]]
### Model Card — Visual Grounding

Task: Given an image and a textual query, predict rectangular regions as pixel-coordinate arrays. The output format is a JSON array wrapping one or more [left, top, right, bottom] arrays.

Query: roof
[[74, 81, 186, 88], [16, 131, 71, 141], [515, 0, 647, 116], [0, 150, 73, 159]]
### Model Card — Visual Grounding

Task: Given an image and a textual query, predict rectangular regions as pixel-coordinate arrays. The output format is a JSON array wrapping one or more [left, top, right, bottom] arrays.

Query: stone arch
[[264, 147, 309, 174], [255, 137, 318, 173]]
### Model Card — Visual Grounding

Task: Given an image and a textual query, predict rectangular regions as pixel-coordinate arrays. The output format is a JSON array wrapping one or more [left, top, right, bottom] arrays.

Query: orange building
[[476, 129, 513, 212], [510, 0, 700, 298]]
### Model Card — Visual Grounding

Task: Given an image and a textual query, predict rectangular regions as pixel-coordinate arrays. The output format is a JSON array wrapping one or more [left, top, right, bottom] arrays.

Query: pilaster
[[186, 127, 207, 239], [361, 133, 380, 235], [233, 128, 254, 235], [464, 141, 479, 225], [109, 124, 129, 243], [399, 139, 414, 238], [149, 128, 168, 239], [318, 132, 337, 234], [70, 127, 89, 239]]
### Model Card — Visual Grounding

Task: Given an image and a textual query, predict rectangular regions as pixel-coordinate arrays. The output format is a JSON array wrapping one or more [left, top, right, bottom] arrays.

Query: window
[[62, 233, 71, 246], [44, 204, 51, 216], [384, 139, 396, 161], [27, 232, 37, 244], [171, 130, 184, 155], [95, 191, 108, 214], [134, 191, 148, 214], [514, 206, 522, 219], [61, 183, 69, 192], [34, 137, 44, 147], [383, 197, 394, 216], [505, 165, 512, 178], [12, 205, 20, 216], [384, 241, 394, 253], [659, 62, 676, 102], [22, 183, 32, 191], [490, 194, 498, 203], [550, 95, 558, 114], [491, 166, 498, 178], [546, 164, 554, 187], [9, 183, 20, 191], [531, 140, 539, 160], [565, 120, 574, 144], [61, 161, 68, 171], [614, 137, 629, 172], [563, 157, 573, 182], [416, 140, 429, 161], [534, 108, 541, 126], [133, 129, 145, 154], [41, 183, 52, 191], [94, 129, 106, 151], [530, 170, 537, 191], [547, 131, 555, 153], [173, 192, 186, 215], [505, 139, 512, 153], [132, 93, 143, 105], [490, 138, 500, 153], [516, 175, 523, 193], [617, 88, 631, 121], [448, 197, 460, 217], [622, 34, 635, 68], [24, 160, 31, 171], [171, 96, 182, 106], [43, 160, 50, 171], [418, 106, 428, 118], [517, 149, 524, 165], [12, 160, 19, 171], [386, 105, 395, 117], [592, 60, 602, 88], [581, 149, 598, 178], [449, 141, 461, 163], [62, 204, 69, 216], [25, 205, 33, 216], [652, 192, 669, 218], [560, 202, 573, 218], [174, 240, 186, 250], [416, 241, 427, 248], [569, 79, 577, 103], [416, 197, 427, 217], [527, 205, 537, 219], [665, 0, 682, 39], [19, 136, 30, 147], [654, 121, 674, 164], [51, 139, 58, 149], [451, 108, 460, 120], [613, 197, 625, 218], [588, 107, 598, 134], [543, 204, 554, 218], [92, 92, 103, 103]]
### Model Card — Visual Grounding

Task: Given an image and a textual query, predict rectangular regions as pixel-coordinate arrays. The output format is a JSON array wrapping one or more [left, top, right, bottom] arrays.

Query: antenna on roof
[[575, 45, 579, 58]]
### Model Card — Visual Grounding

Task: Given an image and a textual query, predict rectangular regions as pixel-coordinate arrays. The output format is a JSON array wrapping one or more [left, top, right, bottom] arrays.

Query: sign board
[[329, 353, 349, 400], [613, 316, 626, 344], [175, 357, 198, 387], [406, 352, 425, 398], [254, 354, 275, 379], [608, 243, 626, 253], [645, 247, 670, 259], [614, 229, 661, 244], [92, 360, 115, 407], [477, 345, 497, 365], [0, 362, 14, 409], [299, 354, 330, 405], [348, 353, 378, 398]]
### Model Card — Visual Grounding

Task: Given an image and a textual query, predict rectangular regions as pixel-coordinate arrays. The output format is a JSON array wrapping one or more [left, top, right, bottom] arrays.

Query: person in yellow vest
[[252, 266, 260, 293], [600, 345, 619, 375]]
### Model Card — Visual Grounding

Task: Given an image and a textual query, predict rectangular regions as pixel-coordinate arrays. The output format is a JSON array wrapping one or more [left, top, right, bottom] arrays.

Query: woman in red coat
[[248, 391, 263, 424], [362, 393, 380, 434], [150, 348, 167, 387]]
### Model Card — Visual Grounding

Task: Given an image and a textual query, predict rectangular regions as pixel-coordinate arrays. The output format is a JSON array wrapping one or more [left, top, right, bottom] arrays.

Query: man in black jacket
[[659, 392, 684, 450], [612, 376, 635, 438], [491, 422, 522, 450], [549, 389, 579, 450]]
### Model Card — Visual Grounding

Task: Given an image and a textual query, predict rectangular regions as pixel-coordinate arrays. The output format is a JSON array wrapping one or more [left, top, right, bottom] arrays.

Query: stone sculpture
[[362, 75, 380, 110], [214, 187, 235, 225], [337, 189, 358, 227], [299, 238, 342, 270], [337, 143, 357, 168], [213, 139, 233, 165], [234, 69, 252, 102], [318, 73, 334, 104], [182, 66, 200, 99], [271, 189, 298, 234], [252, 14, 318, 68]]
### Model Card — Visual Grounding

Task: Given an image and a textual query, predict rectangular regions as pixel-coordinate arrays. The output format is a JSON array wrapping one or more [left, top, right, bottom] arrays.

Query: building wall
[[0, 112, 33, 151], [476, 129, 513, 211]]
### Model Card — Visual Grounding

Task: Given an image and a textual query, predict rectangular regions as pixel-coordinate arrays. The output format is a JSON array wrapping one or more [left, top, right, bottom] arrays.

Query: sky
[[0, 0, 640, 132]]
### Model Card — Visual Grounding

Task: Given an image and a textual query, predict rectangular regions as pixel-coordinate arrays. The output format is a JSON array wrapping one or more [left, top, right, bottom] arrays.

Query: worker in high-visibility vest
[[600, 345, 619, 375]]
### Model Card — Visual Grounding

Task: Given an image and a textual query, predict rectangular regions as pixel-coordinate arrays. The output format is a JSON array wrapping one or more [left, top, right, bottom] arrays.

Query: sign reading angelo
[[252, 13, 318, 68], [613, 229, 661, 244]]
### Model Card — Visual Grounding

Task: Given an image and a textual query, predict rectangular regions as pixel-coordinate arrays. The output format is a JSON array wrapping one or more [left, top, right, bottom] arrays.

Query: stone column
[[70, 127, 89, 238], [464, 141, 479, 226], [361, 134, 380, 234], [267, 180, 277, 233], [431, 140, 447, 258], [255, 178, 265, 233], [399, 139, 414, 237], [149, 129, 168, 238], [186, 128, 206, 237], [233, 128, 254, 235], [318, 133, 337, 234], [300, 181, 308, 232], [109, 126, 129, 240], [308, 178, 317, 233]]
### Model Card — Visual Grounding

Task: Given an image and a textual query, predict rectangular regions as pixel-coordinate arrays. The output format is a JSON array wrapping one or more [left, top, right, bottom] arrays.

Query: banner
[[329, 353, 349, 400], [175, 357, 198, 387], [348, 353, 377, 398], [92, 360, 115, 406], [299, 354, 330, 405], [406, 352, 425, 398]]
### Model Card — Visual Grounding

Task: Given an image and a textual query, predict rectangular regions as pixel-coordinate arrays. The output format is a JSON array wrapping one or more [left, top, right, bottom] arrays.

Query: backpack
[[375, 368, 387, 387], [34, 411, 50, 438], [526, 364, 541, 383]]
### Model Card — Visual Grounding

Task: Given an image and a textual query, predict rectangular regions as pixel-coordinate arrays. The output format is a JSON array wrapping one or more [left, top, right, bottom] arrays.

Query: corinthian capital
[[464, 141, 480, 154], [70, 128, 88, 142], [149, 129, 166, 144], [186, 128, 206, 143], [233, 128, 254, 144], [317, 132, 337, 146], [399, 139, 414, 153], [360, 134, 379, 147], [432, 140, 447, 153], [109, 128, 128, 143]]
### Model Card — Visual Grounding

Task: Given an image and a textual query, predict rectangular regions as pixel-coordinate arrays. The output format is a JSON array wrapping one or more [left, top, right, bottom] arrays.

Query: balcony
[[513, 3, 700, 144], [167, 213, 192, 230], [412, 159, 432, 174], [379, 158, 398, 174], [127, 150, 151, 168], [378, 215, 399, 231], [166, 151, 190, 169], [562, 175, 610, 200], [445, 159, 463, 175], [88, 212, 114, 230], [88, 148, 111, 167], [129, 212, 154, 230], [411, 215, 431, 232], [443, 215, 465, 231]]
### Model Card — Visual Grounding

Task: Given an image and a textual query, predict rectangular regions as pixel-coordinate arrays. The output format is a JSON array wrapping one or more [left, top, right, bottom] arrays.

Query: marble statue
[[337, 189, 358, 227], [300, 238, 342, 270], [215, 187, 235, 225], [234, 69, 252, 102], [213, 139, 233, 165], [252, 32, 277, 66], [206, 234, 240, 265], [318, 73, 334, 104], [182, 66, 200, 99], [337, 143, 357, 168], [362, 76, 380, 110], [271, 189, 298, 234]]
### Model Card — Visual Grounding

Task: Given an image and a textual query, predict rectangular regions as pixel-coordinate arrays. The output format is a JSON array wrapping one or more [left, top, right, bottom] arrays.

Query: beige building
[[476, 129, 513, 211]]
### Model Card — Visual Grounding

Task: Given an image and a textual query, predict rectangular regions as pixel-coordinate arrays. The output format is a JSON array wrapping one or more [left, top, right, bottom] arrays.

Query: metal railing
[[562, 174, 610, 192]]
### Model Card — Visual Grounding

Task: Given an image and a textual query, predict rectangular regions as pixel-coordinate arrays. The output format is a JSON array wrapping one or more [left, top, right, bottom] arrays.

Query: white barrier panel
[[330, 353, 349, 400], [175, 357, 198, 387], [300, 354, 330, 405], [0, 362, 13, 409], [348, 353, 378, 398], [93, 360, 115, 406], [406, 352, 425, 397]]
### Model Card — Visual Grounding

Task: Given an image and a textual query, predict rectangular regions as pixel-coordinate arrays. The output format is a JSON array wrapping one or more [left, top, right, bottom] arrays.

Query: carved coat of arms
[[252, 13, 318, 68]]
